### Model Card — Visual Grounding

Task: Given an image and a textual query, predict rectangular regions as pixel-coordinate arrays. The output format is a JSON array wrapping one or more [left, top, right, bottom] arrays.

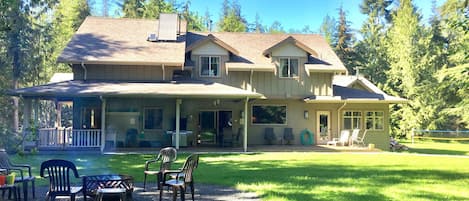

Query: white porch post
[[243, 97, 249, 152], [100, 97, 106, 153], [175, 99, 182, 149]]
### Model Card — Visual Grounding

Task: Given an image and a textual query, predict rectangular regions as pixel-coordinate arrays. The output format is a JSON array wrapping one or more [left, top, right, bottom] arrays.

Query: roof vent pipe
[[81, 62, 87, 80]]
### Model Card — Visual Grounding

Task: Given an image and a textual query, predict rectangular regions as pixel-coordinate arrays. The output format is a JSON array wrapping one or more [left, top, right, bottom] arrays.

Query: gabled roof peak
[[262, 35, 319, 58], [185, 33, 239, 55]]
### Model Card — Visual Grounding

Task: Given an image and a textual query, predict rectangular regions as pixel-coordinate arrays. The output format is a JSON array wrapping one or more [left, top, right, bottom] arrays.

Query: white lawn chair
[[353, 130, 367, 147], [349, 129, 361, 146], [327, 130, 350, 146]]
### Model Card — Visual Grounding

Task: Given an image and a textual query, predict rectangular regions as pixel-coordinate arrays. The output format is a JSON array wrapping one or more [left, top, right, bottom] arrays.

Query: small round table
[[96, 188, 127, 201]]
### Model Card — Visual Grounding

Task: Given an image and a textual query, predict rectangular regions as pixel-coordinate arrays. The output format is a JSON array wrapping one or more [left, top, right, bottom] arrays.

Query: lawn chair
[[143, 147, 177, 191], [264, 127, 277, 145], [349, 129, 361, 146], [283, 127, 294, 145], [353, 130, 367, 147], [40, 159, 83, 201], [327, 130, 350, 146], [160, 154, 199, 201], [0, 149, 36, 200]]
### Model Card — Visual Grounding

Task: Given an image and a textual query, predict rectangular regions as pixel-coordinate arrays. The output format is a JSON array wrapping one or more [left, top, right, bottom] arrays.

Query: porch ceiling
[[9, 80, 264, 99]]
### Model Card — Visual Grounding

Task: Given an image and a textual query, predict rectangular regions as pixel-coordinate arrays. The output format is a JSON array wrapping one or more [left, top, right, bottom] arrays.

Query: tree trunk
[[12, 78, 19, 134]]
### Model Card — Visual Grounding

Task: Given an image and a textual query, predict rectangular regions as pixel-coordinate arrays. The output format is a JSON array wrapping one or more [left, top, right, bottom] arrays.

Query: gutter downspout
[[81, 62, 87, 80], [337, 101, 347, 136]]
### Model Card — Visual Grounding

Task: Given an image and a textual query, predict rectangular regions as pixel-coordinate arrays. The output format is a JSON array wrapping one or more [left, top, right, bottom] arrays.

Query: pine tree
[[217, 0, 246, 32], [333, 6, 356, 74], [319, 15, 336, 45]]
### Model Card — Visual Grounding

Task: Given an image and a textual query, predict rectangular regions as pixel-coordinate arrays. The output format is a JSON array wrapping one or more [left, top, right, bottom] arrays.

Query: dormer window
[[279, 58, 299, 78], [200, 56, 220, 77]]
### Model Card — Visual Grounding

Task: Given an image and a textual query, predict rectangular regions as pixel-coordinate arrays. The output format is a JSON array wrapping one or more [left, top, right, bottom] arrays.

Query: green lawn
[[10, 151, 469, 201], [401, 139, 469, 155]]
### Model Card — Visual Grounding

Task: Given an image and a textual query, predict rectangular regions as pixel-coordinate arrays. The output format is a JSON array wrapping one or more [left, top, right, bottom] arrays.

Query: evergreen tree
[[267, 21, 285, 33], [319, 15, 336, 45], [333, 6, 356, 74], [181, 0, 206, 31], [217, 0, 246, 32], [355, 0, 392, 85], [122, 0, 145, 18]]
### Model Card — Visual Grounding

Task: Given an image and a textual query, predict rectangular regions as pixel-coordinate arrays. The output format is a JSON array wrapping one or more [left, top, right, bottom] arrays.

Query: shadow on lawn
[[197, 156, 468, 201]]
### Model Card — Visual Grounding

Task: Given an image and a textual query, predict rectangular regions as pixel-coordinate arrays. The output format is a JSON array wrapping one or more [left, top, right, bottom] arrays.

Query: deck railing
[[38, 128, 102, 148]]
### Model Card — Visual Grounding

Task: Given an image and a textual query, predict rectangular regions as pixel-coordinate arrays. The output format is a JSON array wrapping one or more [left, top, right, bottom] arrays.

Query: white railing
[[38, 128, 102, 148]]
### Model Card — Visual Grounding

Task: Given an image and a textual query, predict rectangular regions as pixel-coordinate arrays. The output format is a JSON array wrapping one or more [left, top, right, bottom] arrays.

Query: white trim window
[[343, 111, 362, 129], [366, 111, 384, 130], [252, 105, 287, 125], [279, 58, 299, 78], [144, 108, 163, 130], [200, 56, 220, 77]]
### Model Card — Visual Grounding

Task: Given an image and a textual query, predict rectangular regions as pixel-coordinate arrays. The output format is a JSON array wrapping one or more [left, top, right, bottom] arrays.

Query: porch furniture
[[0, 149, 35, 200], [264, 127, 277, 145], [222, 127, 241, 147], [83, 174, 134, 201], [40, 159, 83, 201], [166, 130, 193, 147], [126, 128, 138, 147], [283, 127, 295, 145], [349, 129, 361, 146], [160, 154, 199, 201], [96, 188, 127, 201], [352, 130, 368, 147], [0, 178, 18, 201], [143, 147, 177, 191], [327, 130, 350, 146]]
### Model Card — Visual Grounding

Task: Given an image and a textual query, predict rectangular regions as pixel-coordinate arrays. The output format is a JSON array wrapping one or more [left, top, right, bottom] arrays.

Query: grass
[[10, 150, 469, 201], [401, 139, 469, 155]]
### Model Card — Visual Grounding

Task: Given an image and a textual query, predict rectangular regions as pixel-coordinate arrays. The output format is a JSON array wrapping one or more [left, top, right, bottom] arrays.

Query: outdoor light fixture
[[304, 110, 309, 119]]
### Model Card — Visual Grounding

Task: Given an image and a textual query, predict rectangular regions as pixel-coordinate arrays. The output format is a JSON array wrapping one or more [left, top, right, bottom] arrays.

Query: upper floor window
[[365, 111, 384, 130], [279, 58, 299, 78], [343, 111, 361, 129], [200, 56, 220, 77]]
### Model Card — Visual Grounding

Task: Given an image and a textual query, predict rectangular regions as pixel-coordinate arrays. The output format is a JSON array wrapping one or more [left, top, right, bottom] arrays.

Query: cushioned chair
[[40, 159, 83, 201], [160, 154, 199, 201], [0, 149, 35, 200], [143, 147, 177, 191]]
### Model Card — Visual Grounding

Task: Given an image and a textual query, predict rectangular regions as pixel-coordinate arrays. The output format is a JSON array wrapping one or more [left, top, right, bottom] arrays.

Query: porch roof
[[9, 80, 264, 99], [304, 85, 407, 104]]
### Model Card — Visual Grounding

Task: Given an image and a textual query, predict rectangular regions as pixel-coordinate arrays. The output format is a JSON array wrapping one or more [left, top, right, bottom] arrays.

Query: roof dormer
[[263, 36, 319, 58]]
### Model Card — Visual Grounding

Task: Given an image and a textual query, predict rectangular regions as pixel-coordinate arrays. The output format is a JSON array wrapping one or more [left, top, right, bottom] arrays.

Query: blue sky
[[188, 0, 445, 32]]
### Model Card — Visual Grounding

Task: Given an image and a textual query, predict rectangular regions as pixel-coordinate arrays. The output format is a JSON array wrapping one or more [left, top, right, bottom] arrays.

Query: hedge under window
[[252, 105, 287, 124]]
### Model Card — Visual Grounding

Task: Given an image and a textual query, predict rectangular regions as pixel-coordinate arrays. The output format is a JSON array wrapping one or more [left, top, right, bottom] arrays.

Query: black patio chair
[[40, 159, 83, 201], [160, 154, 199, 201], [222, 127, 241, 147], [283, 127, 294, 145], [0, 149, 35, 200], [143, 147, 177, 191]]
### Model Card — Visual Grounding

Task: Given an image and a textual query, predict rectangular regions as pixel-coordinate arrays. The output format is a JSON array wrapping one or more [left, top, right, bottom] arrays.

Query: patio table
[[83, 174, 134, 201]]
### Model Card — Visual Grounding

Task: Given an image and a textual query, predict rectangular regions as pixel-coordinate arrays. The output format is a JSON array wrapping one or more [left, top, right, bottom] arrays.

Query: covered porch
[[11, 79, 263, 152]]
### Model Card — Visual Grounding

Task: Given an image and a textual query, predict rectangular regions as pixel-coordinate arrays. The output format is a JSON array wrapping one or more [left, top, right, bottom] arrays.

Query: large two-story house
[[11, 14, 406, 152]]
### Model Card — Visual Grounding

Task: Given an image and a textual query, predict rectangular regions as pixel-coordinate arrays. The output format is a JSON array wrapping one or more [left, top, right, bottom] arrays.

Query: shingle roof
[[58, 17, 186, 65], [186, 32, 347, 72], [10, 80, 264, 99], [303, 75, 407, 103]]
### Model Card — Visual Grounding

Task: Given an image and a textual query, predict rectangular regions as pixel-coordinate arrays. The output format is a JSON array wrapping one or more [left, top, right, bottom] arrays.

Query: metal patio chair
[[0, 149, 36, 200], [143, 147, 177, 191], [160, 154, 199, 201]]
